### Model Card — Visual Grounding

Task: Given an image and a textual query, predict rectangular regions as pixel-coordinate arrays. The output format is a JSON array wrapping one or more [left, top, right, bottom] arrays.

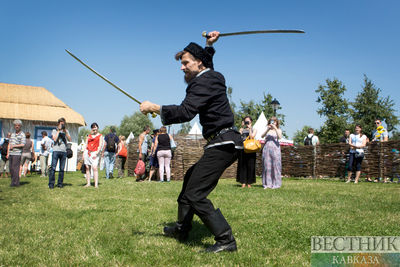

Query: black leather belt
[[206, 127, 236, 143]]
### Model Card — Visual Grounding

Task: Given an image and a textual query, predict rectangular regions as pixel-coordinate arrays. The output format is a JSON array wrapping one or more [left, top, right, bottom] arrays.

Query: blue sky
[[1, 0, 399, 138]]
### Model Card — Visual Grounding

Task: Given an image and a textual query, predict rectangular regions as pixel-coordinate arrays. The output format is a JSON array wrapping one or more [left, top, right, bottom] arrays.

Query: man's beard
[[184, 70, 199, 84]]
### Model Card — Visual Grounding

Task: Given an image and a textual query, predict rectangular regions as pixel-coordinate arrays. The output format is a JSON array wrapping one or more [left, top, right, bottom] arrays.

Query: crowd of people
[[303, 118, 393, 183], [0, 117, 396, 189], [0, 116, 179, 189], [78, 123, 178, 187], [135, 125, 175, 182], [233, 116, 396, 190], [340, 119, 393, 183]]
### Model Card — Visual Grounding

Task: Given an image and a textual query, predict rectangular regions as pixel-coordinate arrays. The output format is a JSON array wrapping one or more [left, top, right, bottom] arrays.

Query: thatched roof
[[0, 82, 86, 126]]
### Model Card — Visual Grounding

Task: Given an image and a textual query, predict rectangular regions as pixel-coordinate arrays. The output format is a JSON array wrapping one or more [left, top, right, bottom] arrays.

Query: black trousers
[[9, 155, 21, 186], [236, 150, 256, 184], [348, 152, 364, 172], [177, 145, 238, 218]]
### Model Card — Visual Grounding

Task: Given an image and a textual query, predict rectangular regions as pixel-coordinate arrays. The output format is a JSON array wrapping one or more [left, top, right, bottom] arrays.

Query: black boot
[[164, 204, 194, 241], [201, 208, 237, 253]]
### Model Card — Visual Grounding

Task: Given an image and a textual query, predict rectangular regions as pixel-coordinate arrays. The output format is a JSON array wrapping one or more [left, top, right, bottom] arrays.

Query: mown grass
[[0, 172, 399, 266]]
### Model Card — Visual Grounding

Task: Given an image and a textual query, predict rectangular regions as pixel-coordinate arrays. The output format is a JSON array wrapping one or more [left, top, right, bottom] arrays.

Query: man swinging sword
[[140, 31, 243, 253]]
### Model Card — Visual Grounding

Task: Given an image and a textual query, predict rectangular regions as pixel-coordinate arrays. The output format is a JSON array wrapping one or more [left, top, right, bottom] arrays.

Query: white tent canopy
[[126, 132, 135, 144], [253, 112, 294, 145], [253, 112, 268, 140], [188, 122, 202, 135]]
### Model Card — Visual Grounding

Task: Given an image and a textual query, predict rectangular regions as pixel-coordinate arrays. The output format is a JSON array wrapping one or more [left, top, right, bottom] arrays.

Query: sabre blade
[[65, 49, 141, 105], [66, 49, 157, 118], [202, 29, 305, 38]]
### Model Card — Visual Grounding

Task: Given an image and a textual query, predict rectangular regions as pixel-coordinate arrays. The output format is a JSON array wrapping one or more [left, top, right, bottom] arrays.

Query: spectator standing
[[339, 129, 351, 144], [9, 120, 26, 187], [372, 119, 388, 142], [49, 118, 71, 189], [20, 132, 34, 177], [236, 116, 257, 188], [345, 124, 367, 184], [304, 128, 320, 146], [148, 129, 159, 181], [39, 131, 53, 177], [116, 135, 128, 178], [261, 116, 283, 189], [103, 127, 119, 179], [372, 119, 389, 182], [84, 123, 103, 188], [137, 125, 151, 182], [0, 132, 11, 178], [154, 126, 174, 182]]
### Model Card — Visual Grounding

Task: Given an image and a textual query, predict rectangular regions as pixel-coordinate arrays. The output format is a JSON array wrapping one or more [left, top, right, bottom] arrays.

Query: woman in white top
[[346, 124, 367, 184]]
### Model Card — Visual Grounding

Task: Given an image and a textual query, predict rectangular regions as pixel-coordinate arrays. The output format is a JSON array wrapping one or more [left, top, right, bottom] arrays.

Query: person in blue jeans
[[49, 118, 71, 189], [103, 127, 119, 179]]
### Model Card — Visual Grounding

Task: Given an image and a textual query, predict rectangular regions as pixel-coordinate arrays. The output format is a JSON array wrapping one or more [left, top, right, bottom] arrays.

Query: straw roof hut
[[0, 82, 85, 125], [0, 82, 86, 171]]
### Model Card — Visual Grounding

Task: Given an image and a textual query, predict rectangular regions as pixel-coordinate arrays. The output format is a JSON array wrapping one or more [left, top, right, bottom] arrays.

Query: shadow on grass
[[19, 181, 30, 186], [231, 183, 264, 189], [147, 221, 212, 248], [78, 183, 102, 187]]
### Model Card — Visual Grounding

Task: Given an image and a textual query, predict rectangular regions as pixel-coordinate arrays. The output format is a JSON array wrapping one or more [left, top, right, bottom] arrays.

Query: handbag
[[134, 160, 146, 176], [355, 150, 364, 158], [243, 136, 261, 153]]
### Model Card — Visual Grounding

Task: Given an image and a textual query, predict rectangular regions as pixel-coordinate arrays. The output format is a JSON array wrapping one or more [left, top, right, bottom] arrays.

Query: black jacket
[[161, 69, 234, 140]]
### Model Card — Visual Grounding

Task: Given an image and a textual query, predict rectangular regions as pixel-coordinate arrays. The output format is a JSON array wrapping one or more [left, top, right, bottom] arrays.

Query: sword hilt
[[202, 31, 211, 39]]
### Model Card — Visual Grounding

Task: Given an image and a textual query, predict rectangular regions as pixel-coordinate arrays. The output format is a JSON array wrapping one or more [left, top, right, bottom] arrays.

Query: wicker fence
[[127, 135, 237, 180], [127, 136, 400, 180]]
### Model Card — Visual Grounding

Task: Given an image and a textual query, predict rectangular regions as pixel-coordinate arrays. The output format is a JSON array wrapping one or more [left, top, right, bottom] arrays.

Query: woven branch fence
[[127, 136, 400, 180]]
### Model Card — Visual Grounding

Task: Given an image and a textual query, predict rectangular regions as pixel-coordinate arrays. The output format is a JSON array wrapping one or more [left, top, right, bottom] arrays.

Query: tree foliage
[[292, 125, 312, 145], [227, 86, 236, 115], [100, 125, 119, 136], [78, 128, 90, 144], [315, 78, 351, 143], [119, 112, 154, 138], [178, 122, 191, 134], [351, 75, 399, 138], [390, 129, 400, 141], [232, 91, 285, 131]]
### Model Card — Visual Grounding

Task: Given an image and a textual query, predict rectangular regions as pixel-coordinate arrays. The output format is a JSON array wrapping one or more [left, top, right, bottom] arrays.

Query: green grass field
[[0, 172, 399, 266]]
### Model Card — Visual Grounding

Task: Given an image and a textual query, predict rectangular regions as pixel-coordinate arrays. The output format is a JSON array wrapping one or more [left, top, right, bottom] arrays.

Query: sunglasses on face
[[375, 122, 381, 125]]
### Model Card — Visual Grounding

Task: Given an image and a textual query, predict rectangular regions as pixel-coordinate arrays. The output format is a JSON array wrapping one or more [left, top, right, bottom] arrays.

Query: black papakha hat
[[183, 42, 213, 69]]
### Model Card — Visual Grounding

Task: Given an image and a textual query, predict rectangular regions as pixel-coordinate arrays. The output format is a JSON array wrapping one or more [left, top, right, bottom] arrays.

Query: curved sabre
[[65, 49, 157, 118], [202, 29, 305, 38]]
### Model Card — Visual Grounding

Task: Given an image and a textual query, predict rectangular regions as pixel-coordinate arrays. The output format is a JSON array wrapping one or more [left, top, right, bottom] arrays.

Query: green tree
[[234, 92, 285, 130], [178, 122, 191, 134], [293, 125, 312, 145], [78, 127, 90, 144], [390, 129, 400, 140], [227, 86, 236, 114], [315, 78, 351, 143], [100, 125, 119, 136], [351, 75, 399, 138], [119, 112, 154, 138]]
